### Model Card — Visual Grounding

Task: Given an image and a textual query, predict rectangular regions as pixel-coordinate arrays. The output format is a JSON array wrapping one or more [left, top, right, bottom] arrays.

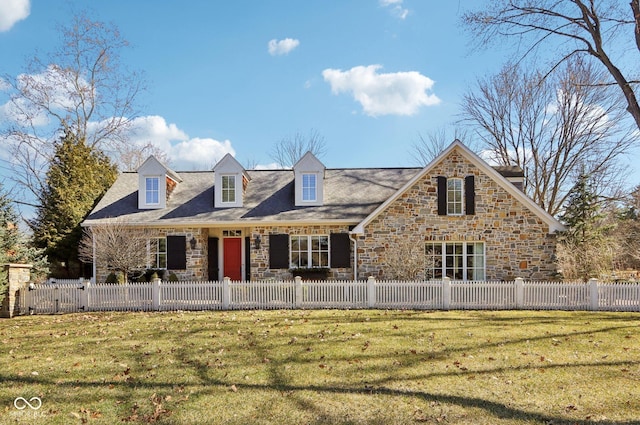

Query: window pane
[[222, 176, 236, 202], [302, 174, 317, 201], [447, 178, 463, 215], [146, 177, 159, 204]]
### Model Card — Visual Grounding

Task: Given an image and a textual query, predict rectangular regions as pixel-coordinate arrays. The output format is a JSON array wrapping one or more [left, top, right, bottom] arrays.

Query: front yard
[[1, 310, 639, 424]]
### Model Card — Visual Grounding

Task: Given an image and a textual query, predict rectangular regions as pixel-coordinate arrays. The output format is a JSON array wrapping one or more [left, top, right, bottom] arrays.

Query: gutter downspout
[[348, 232, 358, 281], [91, 227, 96, 283]]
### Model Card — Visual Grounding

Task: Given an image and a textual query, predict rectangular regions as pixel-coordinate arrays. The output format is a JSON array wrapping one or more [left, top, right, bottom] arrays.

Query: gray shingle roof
[[83, 168, 422, 226]]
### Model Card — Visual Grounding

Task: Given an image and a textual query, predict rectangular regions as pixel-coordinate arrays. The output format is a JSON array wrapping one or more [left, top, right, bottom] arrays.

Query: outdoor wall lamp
[[190, 237, 197, 249], [255, 235, 262, 250]]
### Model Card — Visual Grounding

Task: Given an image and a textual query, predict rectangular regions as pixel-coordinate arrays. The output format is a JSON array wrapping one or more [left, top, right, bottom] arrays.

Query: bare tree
[[384, 238, 427, 280], [118, 141, 170, 172], [78, 221, 149, 283], [461, 59, 633, 216], [1, 12, 144, 204], [270, 129, 327, 168], [411, 127, 470, 166], [463, 0, 640, 131]]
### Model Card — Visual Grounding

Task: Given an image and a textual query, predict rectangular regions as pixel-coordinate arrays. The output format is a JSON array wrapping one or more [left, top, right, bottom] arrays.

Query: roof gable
[[137, 155, 182, 183], [351, 140, 565, 234]]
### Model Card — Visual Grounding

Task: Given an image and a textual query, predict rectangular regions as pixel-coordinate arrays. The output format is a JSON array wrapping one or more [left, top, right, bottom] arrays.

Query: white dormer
[[213, 154, 250, 208], [137, 156, 182, 209], [293, 151, 325, 206]]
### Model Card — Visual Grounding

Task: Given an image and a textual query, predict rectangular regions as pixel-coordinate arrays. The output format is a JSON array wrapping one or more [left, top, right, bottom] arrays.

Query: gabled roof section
[[293, 151, 325, 174], [213, 153, 250, 180], [351, 140, 565, 234], [137, 155, 182, 183]]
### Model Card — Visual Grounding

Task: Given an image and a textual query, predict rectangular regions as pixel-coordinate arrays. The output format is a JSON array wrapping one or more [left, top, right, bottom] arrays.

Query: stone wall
[[250, 224, 353, 280], [358, 151, 558, 281], [95, 227, 208, 283]]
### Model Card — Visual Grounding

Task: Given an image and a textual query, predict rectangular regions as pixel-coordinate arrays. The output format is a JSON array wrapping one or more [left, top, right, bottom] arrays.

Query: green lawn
[[1, 310, 639, 424]]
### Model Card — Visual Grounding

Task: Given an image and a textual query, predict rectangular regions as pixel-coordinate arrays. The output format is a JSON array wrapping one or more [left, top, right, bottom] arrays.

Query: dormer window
[[302, 173, 317, 201], [293, 151, 325, 206], [221, 175, 236, 203], [146, 177, 160, 205], [213, 154, 249, 208], [137, 156, 182, 210]]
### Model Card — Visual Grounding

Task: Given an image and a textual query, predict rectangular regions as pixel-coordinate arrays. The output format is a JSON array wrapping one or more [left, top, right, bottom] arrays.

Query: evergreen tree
[[557, 173, 614, 280], [0, 184, 47, 295], [31, 133, 117, 278], [560, 174, 609, 244]]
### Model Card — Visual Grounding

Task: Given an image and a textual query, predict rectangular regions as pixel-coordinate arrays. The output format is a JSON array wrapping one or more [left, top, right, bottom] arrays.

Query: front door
[[223, 238, 243, 280]]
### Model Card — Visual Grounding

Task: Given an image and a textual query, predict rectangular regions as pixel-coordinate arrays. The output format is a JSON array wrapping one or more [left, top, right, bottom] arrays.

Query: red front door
[[223, 238, 243, 281]]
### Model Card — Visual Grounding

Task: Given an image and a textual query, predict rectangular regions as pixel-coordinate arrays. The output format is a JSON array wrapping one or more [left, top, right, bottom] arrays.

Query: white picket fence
[[19, 277, 640, 315]]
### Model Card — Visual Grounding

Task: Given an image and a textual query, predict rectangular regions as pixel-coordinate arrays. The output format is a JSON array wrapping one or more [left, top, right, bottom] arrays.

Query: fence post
[[515, 277, 524, 309], [589, 278, 599, 311], [222, 277, 231, 310], [79, 278, 90, 312], [294, 276, 303, 308], [367, 276, 376, 308], [442, 277, 451, 310], [152, 278, 161, 311]]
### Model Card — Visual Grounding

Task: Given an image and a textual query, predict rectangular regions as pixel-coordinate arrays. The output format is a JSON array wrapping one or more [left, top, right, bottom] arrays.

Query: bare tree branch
[[463, 0, 640, 131], [0, 11, 145, 204], [461, 58, 633, 216], [269, 129, 327, 168]]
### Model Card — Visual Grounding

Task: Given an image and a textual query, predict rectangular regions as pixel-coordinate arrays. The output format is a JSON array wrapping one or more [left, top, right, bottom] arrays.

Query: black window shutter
[[167, 236, 187, 270], [437, 176, 447, 216], [208, 237, 219, 281], [269, 234, 289, 269], [330, 233, 351, 268], [465, 175, 475, 215], [245, 236, 251, 281]]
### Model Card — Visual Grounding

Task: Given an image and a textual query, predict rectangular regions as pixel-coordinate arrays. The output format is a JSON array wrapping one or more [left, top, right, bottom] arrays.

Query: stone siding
[[358, 151, 558, 280], [250, 224, 353, 280], [95, 227, 208, 283]]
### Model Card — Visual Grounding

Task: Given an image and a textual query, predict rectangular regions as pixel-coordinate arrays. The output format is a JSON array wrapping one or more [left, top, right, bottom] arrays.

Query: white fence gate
[[19, 277, 640, 315]]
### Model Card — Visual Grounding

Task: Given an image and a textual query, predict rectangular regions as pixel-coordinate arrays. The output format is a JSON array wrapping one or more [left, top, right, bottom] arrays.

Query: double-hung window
[[150, 237, 167, 269], [447, 178, 463, 215], [146, 177, 160, 205], [425, 241, 485, 280], [221, 175, 236, 203], [290, 235, 329, 268], [302, 174, 317, 202]]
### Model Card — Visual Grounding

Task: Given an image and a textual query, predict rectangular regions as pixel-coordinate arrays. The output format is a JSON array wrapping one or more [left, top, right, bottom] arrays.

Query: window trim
[[425, 241, 485, 281], [145, 177, 160, 205], [290, 235, 330, 269], [221, 175, 236, 203], [149, 237, 167, 269], [447, 178, 464, 216], [302, 173, 317, 202]]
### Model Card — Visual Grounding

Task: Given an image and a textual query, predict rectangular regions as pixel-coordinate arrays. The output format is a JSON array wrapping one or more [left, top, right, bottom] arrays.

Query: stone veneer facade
[[94, 151, 558, 282], [357, 151, 558, 281]]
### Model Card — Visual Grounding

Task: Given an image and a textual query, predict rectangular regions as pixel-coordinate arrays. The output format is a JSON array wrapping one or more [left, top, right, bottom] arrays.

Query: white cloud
[[322, 65, 440, 117], [268, 38, 300, 56], [0, 0, 30, 32], [379, 0, 409, 20], [254, 162, 282, 170], [122, 115, 235, 170], [0, 65, 87, 127]]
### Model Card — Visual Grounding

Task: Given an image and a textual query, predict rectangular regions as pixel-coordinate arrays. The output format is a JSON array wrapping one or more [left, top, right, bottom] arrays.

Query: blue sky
[[0, 0, 517, 174], [2, 0, 638, 199]]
